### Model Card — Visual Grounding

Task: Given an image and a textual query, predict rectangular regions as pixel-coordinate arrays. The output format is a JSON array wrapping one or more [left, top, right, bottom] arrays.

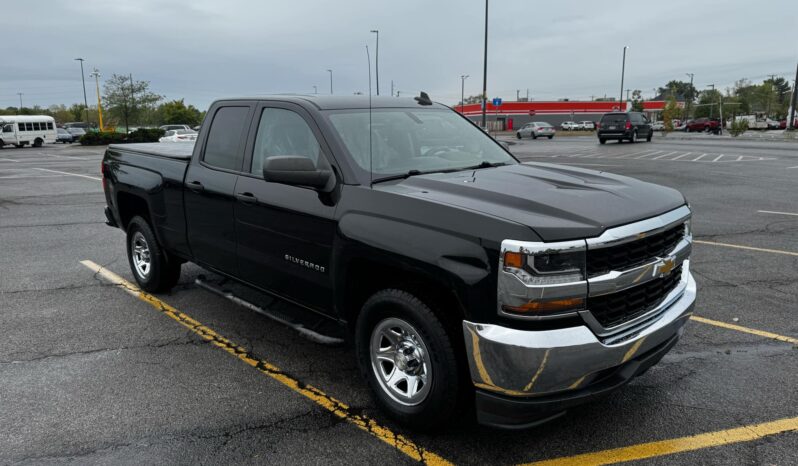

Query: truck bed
[[108, 142, 194, 160]]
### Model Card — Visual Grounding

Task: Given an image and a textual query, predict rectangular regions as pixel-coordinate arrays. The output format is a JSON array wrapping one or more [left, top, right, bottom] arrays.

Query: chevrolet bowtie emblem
[[658, 258, 676, 276]]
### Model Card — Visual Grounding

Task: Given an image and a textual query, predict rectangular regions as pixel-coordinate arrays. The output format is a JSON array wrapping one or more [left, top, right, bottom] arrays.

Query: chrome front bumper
[[463, 269, 696, 397]]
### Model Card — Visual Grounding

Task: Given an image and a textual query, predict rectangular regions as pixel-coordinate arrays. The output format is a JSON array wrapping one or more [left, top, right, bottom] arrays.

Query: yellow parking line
[[691, 316, 798, 345], [79, 260, 452, 466], [520, 416, 798, 466], [694, 240, 798, 257]]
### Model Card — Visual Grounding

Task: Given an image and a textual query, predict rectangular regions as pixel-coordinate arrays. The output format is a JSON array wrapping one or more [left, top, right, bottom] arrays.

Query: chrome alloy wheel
[[370, 317, 432, 406], [131, 231, 152, 279]]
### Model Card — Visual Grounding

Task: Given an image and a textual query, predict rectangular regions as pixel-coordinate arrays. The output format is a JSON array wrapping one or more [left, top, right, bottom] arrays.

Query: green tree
[[658, 80, 697, 102], [68, 103, 87, 122], [661, 96, 680, 132], [103, 74, 162, 131], [155, 99, 203, 126], [694, 89, 722, 119]]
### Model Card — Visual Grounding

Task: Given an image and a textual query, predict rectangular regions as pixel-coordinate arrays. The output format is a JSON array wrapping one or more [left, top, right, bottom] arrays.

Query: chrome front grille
[[586, 224, 685, 277]]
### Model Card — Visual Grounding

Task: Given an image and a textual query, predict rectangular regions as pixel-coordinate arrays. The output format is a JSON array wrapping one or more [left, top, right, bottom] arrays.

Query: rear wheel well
[[116, 192, 150, 231]]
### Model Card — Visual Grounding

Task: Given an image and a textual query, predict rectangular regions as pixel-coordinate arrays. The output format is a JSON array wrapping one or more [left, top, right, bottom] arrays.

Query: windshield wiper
[[460, 161, 508, 171], [371, 169, 423, 184]]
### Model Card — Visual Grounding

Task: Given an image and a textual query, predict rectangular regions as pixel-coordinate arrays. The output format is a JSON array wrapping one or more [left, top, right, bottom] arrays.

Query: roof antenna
[[366, 44, 374, 187], [415, 91, 433, 105]]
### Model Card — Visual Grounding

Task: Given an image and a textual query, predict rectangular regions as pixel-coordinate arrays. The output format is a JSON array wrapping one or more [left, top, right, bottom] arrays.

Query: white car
[[159, 129, 197, 143], [561, 121, 580, 131], [516, 122, 556, 139], [651, 121, 665, 131], [579, 121, 595, 130], [159, 124, 193, 132]]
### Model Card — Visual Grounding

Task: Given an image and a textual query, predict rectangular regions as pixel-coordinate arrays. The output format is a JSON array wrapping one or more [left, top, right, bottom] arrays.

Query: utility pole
[[390, 80, 394, 97], [619, 46, 628, 110], [707, 84, 715, 119], [516, 89, 520, 101], [526, 89, 529, 101], [460, 75, 470, 113], [370, 30, 380, 95], [313, 85, 317, 94], [396, 90, 401, 98], [625, 89, 631, 101], [17, 93, 23, 109], [75, 58, 90, 125], [126, 73, 134, 133], [590, 95, 595, 101], [327, 69, 333, 95], [90, 68, 104, 131], [481, 0, 489, 129], [789, 63, 798, 129], [766, 74, 776, 116], [685, 72, 694, 119]]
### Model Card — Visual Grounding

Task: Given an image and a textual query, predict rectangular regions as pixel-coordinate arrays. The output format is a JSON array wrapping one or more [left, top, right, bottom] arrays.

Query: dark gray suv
[[598, 112, 653, 144]]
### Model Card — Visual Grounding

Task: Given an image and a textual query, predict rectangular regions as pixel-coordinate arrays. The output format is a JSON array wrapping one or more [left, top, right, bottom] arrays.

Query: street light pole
[[460, 75, 469, 113], [619, 46, 628, 110], [327, 69, 333, 95], [17, 93, 23, 109], [685, 73, 694, 119], [89, 68, 104, 131], [75, 58, 89, 125], [370, 30, 379, 96], [481, 0, 489, 129], [789, 62, 798, 130]]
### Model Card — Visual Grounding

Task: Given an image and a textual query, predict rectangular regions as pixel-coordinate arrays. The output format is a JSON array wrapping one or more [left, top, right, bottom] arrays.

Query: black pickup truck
[[102, 95, 695, 430]]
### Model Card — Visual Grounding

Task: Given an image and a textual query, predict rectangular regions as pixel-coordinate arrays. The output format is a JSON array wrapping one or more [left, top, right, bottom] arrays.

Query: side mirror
[[262, 155, 333, 191]]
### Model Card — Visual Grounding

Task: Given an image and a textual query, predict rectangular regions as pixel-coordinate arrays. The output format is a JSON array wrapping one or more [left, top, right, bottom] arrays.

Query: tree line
[[0, 74, 205, 131]]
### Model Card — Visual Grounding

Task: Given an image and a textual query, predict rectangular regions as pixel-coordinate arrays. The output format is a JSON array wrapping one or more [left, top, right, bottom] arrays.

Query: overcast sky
[[3, 0, 796, 109]]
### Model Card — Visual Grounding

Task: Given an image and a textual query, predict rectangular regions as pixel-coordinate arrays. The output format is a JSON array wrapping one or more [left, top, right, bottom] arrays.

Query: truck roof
[[212, 95, 448, 111]]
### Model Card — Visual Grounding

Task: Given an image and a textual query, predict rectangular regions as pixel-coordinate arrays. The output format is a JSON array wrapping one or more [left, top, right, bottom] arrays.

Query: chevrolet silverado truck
[[101, 95, 696, 430]]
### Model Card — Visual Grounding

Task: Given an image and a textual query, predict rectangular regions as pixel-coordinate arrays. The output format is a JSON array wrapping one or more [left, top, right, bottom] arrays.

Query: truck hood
[[378, 162, 686, 241]]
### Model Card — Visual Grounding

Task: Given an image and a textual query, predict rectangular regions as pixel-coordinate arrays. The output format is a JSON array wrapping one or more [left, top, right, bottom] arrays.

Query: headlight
[[503, 250, 585, 285], [683, 218, 692, 238], [500, 249, 586, 316]]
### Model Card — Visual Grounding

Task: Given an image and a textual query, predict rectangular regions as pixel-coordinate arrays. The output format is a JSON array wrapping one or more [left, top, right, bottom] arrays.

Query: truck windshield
[[327, 108, 516, 180]]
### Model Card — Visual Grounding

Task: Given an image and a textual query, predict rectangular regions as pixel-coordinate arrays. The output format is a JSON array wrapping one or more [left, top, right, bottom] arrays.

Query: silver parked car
[[516, 121, 556, 139]]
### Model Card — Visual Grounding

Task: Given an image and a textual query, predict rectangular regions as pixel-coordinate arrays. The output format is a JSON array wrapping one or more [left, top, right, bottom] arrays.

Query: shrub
[[79, 128, 165, 145], [127, 127, 165, 143], [728, 119, 748, 137]]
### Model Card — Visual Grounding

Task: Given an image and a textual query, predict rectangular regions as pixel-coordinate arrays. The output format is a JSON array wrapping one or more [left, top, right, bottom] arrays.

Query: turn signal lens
[[504, 251, 523, 269], [502, 298, 585, 315]]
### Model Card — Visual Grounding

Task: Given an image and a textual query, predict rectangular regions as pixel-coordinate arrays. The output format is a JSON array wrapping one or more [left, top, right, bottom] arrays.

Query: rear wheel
[[33, 138, 43, 148], [126, 216, 181, 292], [547, 135, 553, 139], [646, 132, 652, 142], [532, 133, 537, 139], [630, 130, 638, 143], [516, 132, 522, 139], [355, 289, 460, 431]]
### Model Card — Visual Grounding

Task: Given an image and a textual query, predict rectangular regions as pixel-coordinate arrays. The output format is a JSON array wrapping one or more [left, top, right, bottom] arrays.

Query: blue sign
[[492, 97, 502, 107]]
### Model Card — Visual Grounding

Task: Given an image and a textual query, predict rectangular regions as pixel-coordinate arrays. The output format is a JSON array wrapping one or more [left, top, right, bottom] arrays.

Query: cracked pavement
[[1, 142, 797, 465]]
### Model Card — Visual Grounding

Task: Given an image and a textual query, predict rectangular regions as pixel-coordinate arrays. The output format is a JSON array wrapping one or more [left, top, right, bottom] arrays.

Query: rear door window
[[601, 114, 627, 127], [202, 106, 249, 171]]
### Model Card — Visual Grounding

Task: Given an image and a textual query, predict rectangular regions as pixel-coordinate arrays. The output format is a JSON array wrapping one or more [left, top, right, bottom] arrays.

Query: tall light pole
[[75, 58, 90, 124], [619, 46, 628, 110], [789, 62, 798, 130], [313, 85, 317, 94], [327, 69, 333, 95], [89, 68, 104, 131], [685, 73, 694, 119], [460, 75, 469, 113], [481, 0, 489, 129], [17, 93, 23, 109], [707, 83, 715, 119], [370, 30, 380, 96]]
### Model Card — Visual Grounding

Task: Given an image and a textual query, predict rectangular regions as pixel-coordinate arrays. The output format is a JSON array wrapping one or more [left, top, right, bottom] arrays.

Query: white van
[[0, 115, 58, 148]]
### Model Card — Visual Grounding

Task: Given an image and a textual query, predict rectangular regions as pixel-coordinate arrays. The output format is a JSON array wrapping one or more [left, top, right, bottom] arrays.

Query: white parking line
[[0, 158, 20, 162], [758, 210, 798, 217], [712, 154, 724, 162], [693, 153, 708, 161], [32, 167, 101, 181], [672, 152, 691, 160], [635, 151, 661, 159], [652, 151, 679, 160], [788, 166, 798, 169]]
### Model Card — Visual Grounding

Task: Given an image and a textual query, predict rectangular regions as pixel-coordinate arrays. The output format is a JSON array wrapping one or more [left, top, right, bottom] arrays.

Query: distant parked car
[[159, 124, 193, 132], [66, 127, 86, 137], [686, 118, 713, 132], [651, 121, 665, 131], [56, 127, 74, 143], [561, 121, 579, 130], [597, 111, 653, 144], [516, 121, 555, 139], [580, 121, 595, 130], [159, 129, 198, 143]]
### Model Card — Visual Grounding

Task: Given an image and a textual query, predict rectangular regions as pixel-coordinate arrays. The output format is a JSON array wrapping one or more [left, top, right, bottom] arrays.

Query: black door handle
[[236, 192, 258, 204], [186, 181, 204, 192]]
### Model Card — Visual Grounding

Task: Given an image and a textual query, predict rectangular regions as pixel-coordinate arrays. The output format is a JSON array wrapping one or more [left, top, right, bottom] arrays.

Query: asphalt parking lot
[[1, 138, 796, 465]]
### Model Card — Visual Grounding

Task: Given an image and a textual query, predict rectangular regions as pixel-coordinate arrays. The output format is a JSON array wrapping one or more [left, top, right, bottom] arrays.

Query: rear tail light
[[625, 121, 632, 130]]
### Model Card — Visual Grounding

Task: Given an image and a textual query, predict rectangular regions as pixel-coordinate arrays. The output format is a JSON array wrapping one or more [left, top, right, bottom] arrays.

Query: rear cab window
[[202, 106, 250, 171], [600, 113, 628, 127]]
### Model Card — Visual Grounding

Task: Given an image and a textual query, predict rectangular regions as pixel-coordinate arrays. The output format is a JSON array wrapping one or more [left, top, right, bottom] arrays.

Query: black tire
[[126, 216, 181, 293], [547, 135, 553, 139], [355, 289, 460, 431], [599, 138, 606, 144], [630, 130, 638, 143], [33, 138, 43, 148], [532, 133, 537, 139], [516, 132, 522, 139], [646, 132, 652, 142]]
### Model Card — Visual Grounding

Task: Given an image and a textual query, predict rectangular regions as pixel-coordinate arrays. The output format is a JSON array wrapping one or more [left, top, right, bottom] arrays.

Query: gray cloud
[[2, 0, 796, 109]]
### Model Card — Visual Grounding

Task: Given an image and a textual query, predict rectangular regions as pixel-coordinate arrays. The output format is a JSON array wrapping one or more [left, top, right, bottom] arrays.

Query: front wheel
[[516, 132, 522, 139], [630, 130, 638, 143], [355, 289, 461, 431], [599, 138, 606, 144], [646, 132, 652, 142], [126, 216, 181, 292]]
